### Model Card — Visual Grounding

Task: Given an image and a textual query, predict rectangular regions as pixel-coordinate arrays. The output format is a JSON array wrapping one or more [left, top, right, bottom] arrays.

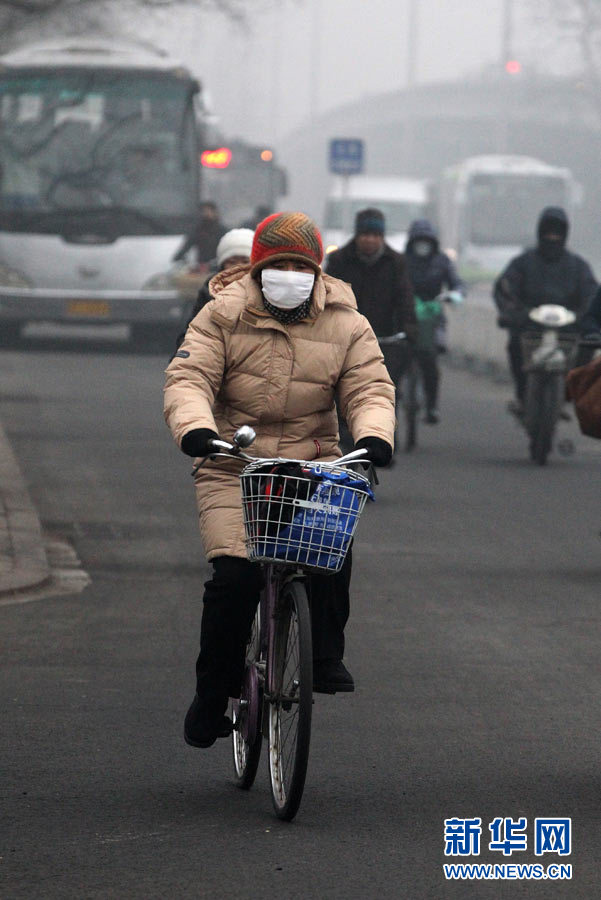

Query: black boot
[[184, 694, 233, 748], [313, 658, 355, 694]]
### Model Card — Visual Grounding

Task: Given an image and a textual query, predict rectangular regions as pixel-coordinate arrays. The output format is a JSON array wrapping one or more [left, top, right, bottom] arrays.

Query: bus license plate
[[67, 300, 111, 318]]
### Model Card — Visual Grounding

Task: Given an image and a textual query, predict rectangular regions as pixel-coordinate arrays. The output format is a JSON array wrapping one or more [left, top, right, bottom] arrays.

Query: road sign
[[329, 138, 364, 176]]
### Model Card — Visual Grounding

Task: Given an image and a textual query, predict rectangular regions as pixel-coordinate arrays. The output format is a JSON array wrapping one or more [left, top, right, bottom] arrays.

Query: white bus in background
[[0, 39, 208, 343], [438, 155, 582, 281], [322, 175, 433, 256]]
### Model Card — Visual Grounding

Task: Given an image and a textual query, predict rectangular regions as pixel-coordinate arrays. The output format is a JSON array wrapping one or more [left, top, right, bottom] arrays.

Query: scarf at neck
[[262, 296, 312, 324]]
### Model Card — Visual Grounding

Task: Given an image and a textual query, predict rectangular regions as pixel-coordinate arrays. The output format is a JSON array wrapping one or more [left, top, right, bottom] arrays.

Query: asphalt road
[[1, 334, 601, 899]]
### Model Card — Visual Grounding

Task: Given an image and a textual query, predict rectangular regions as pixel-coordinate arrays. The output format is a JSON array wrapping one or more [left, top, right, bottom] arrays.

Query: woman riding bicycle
[[164, 212, 395, 749], [405, 219, 464, 424]]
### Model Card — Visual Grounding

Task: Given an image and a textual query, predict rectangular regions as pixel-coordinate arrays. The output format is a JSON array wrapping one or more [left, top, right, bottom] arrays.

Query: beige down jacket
[[164, 266, 395, 560]]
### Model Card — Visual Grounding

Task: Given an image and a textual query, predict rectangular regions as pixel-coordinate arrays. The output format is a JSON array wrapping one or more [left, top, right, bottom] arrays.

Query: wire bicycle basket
[[520, 331, 579, 371], [240, 459, 374, 573]]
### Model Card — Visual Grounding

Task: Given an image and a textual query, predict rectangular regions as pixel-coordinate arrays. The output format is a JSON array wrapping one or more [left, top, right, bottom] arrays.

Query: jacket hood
[[208, 262, 251, 297], [537, 206, 569, 242], [406, 219, 439, 253], [207, 270, 357, 328]]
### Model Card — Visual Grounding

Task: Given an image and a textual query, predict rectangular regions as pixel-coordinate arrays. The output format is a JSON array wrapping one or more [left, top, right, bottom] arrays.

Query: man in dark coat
[[325, 208, 416, 448], [493, 206, 597, 413], [405, 219, 464, 422], [173, 201, 227, 265]]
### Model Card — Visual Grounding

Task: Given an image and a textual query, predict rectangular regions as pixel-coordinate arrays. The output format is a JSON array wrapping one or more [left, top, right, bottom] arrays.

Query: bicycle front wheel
[[268, 580, 312, 821]]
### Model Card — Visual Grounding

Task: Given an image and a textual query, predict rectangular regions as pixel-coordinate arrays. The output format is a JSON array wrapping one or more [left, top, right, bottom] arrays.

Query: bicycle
[[377, 331, 419, 452], [379, 292, 462, 452], [195, 427, 374, 820]]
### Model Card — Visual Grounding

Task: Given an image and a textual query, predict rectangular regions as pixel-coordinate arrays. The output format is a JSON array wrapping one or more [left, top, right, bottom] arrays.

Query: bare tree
[[0, 0, 262, 51], [536, 0, 601, 125]]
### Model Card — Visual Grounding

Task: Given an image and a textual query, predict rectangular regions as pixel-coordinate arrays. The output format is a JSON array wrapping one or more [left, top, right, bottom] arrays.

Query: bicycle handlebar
[[191, 433, 370, 476], [377, 331, 407, 345]]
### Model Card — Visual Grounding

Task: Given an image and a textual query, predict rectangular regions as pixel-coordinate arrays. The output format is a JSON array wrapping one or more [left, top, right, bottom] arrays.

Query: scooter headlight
[[0, 264, 32, 288]]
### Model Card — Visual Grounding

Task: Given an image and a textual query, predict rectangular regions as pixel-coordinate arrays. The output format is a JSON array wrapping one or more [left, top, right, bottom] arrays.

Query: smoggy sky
[[138, 0, 568, 148]]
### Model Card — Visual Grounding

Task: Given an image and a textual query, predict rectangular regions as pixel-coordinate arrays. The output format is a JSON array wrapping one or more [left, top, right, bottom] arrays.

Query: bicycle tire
[[404, 361, 419, 452], [267, 579, 312, 821], [232, 607, 263, 789], [530, 375, 560, 466]]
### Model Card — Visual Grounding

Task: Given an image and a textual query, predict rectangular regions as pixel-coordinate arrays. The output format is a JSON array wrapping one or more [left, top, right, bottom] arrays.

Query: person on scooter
[[405, 219, 465, 424], [493, 206, 597, 416], [580, 285, 601, 340]]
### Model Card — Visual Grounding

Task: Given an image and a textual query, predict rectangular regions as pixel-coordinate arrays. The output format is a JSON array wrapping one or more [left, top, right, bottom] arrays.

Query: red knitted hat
[[250, 212, 323, 275]]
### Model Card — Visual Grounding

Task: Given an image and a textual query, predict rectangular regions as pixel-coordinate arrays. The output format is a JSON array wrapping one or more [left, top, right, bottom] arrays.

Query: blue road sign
[[329, 138, 364, 175]]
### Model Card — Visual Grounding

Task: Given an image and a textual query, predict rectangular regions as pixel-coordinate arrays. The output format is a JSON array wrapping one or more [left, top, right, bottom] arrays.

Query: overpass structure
[[280, 73, 600, 257]]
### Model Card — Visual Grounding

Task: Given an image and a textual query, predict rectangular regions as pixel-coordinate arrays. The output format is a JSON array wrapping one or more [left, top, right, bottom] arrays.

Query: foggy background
[[143, 0, 572, 144], [138, 0, 599, 254]]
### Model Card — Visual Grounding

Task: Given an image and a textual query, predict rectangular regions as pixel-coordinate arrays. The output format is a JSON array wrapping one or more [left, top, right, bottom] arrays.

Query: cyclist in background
[[164, 212, 395, 749], [173, 200, 227, 265], [493, 207, 597, 417], [405, 219, 465, 424], [325, 208, 417, 450], [172, 227, 254, 356]]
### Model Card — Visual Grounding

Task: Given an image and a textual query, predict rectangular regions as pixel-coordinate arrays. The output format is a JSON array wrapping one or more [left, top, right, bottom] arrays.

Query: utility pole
[[497, 0, 513, 154], [501, 0, 513, 67], [407, 0, 418, 88], [404, 0, 419, 172], [309, 0, 321, 124]]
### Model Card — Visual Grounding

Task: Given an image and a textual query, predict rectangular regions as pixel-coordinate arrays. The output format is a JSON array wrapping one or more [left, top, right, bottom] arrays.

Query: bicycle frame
[[260, 563, 303, 709]]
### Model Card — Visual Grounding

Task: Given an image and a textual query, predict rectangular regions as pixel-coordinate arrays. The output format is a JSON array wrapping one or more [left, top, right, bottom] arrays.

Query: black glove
[[181, 428, 219, 458], [353, 436, 393, 467], [497, 307, 530, 329]]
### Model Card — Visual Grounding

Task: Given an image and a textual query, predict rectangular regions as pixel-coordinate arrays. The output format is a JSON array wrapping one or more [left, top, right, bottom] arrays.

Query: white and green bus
[[0, 39, 207, 341], [438, 155, 581, 282]]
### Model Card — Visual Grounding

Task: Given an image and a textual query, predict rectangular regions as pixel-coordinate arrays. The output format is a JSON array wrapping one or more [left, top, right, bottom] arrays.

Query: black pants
[[195, 552, 352, 716], [414, 347, 439, 411]]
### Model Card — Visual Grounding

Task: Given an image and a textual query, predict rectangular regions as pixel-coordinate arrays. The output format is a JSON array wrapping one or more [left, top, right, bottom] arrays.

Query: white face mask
[[261, 268, 315, 309], [413, 240, 433, 257]]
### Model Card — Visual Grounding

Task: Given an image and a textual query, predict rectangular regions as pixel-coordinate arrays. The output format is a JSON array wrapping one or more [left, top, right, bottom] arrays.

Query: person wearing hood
[[405, 219, 465, 423], [164, 212, 395, 748], [494, 207, 597, 414], [172, 228, 255, 356]]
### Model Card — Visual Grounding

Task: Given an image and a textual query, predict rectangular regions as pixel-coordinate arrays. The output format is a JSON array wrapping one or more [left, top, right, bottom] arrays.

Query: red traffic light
[[505, 60, 521, 75], [201, 147, 232, 169]]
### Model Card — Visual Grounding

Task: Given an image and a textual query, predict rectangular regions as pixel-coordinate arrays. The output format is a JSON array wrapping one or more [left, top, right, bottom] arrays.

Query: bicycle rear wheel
[[232, 607, 263, 789], [268, 579, 312, 821], [404, 360, 419, 451]]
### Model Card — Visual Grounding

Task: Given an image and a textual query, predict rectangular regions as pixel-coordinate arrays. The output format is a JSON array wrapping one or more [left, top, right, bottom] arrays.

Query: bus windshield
[[0, 69, 198, 235], [468, 173, 569, 247], [325, 198, 426, 232]]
